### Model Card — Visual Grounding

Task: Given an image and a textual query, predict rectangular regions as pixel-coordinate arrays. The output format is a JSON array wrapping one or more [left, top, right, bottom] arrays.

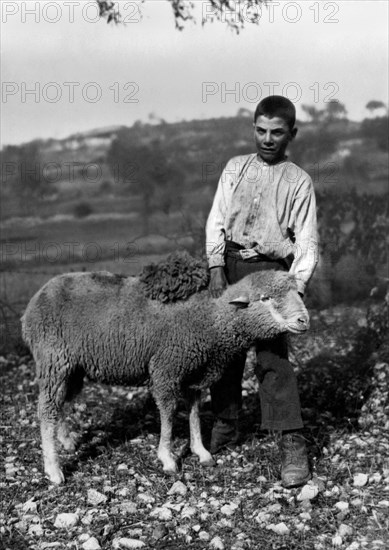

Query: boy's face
[[253, 115, 297, 164]]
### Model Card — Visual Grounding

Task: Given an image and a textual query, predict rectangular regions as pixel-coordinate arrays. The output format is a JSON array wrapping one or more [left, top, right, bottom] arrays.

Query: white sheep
[[21, 269, 309, 484]]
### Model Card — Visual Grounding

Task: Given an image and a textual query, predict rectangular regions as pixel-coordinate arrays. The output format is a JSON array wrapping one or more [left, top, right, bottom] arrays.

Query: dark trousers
[[210, 242, 304, 431]]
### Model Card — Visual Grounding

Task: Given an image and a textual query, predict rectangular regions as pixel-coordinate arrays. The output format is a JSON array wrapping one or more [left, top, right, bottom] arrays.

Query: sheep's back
[[22, 272, 156, 383]]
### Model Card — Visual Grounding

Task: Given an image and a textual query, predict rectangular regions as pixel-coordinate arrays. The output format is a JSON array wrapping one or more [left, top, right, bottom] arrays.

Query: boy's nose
[[264, 131, 273, 144]]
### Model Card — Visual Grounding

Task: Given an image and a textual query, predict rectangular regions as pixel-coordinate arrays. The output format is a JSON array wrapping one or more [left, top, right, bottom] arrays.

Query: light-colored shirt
[[205, 153, 319, 295]]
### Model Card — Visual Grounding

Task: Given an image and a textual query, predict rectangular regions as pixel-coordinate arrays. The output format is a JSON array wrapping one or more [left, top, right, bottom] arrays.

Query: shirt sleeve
[[289, 178, 319, 295], [205, 162, 232, 268]]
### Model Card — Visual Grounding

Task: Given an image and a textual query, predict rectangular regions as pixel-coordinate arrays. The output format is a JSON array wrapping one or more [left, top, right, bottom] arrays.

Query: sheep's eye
[[260, 295, 270, 302]]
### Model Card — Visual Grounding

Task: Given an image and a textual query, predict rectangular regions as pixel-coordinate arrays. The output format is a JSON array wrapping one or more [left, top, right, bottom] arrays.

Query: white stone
[[210, 535, 225, 549], [168, 480, 188, 496], [112, 539, 146, 549], [181, 505, 197, 519], [332, 535, 343, 547], [369, 473, 382, 483], [54, 512, 79, 529], [199, 531, 210, 541], [149, 506, 172, 521], [137, 492, 155, 504], [297, 484, 319, 501], [255, 511, 271, 524], [28, 523, 43, 536], [119, 501, 137, 514], [353, 473, 368, 487], [117, 463, 128, 471], [82, 537, 101, 550], [338, 524, 353, 537], [87, 489, 107, 506], [22, 498, 38, 513], [220, 503, 238, 516], [266, 522, 290, 535], [334, 501, 349, 511]]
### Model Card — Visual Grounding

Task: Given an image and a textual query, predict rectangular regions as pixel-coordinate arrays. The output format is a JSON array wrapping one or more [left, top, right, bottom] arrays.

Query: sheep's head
[[226, 270, 309, 340]]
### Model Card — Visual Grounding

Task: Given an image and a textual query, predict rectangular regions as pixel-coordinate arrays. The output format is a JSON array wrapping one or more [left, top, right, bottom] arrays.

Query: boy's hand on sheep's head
[[209, 267, 228, 298]]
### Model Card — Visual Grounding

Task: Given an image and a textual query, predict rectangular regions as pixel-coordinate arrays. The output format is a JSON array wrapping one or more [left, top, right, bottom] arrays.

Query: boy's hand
[[209, 267, 228, 298]]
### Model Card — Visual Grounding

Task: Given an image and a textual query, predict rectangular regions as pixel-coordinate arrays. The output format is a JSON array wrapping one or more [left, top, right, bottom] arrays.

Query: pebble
[[112, 539, 146, 549], [149, 506, 172, 521], [210, 535, 225, 549], [297, 484, 319, 502], [266, 522, 290, 535], [168, 480, 187, 496], [334, 501, 349, 511], [332, 535, 343, 547], [137, 492, 155, 504], [119, 501, 138, 514], [82, 537, 101, 550], [28, 523, 43, 536], [220, 503, 238, 516], [22, 498, 38, 513], [152, 524, 168, 540], [54, 513, 79, 529], [87, 489, 107, 506], [338, 524, 353, 537], [181, 505, 197, 519], [353, 473, 368, 487]]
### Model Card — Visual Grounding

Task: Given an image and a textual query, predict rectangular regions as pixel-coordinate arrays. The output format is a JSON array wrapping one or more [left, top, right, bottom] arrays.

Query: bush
[[74, 202, 93, 218]]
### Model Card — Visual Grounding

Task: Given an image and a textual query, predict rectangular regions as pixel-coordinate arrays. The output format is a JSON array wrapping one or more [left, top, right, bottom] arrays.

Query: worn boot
[[210, 419, 240, 454], [280, 432, 311, 488]]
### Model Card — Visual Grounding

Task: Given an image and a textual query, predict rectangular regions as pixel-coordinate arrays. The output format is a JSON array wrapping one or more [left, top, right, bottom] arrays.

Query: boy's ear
[[291, 127, 298, 140]]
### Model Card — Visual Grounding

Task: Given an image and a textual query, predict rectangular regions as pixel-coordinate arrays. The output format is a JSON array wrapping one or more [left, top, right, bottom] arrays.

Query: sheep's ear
[[229, 294, 250, 308]]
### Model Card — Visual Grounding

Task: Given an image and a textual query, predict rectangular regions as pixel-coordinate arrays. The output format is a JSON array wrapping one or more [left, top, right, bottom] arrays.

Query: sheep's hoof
[[162, 464, 178, 474], [59, 433, 77, 452], [46, 469, 65, 485], [200, 457, 215, 468]]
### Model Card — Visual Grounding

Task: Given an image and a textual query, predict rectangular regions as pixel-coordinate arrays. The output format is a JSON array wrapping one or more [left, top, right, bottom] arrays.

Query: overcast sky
[[1, 0, 388, 145]]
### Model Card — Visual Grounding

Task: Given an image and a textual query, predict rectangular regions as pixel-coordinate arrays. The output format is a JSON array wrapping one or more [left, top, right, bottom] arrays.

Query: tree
[[236, 107, 252, 118], [301, 104, 324, 123], [324, 101, 348, 121], [96, 0, 266, 31], [107, 134, 184, 233], [366, 100, 387, 116]]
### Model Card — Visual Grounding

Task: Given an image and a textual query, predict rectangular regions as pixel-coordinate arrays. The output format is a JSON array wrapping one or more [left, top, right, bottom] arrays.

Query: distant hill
[[1, 115, 388, 210]]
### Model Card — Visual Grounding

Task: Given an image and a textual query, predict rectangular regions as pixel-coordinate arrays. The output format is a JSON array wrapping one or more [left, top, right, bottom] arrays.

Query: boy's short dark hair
[[254, 95, 296, 130]]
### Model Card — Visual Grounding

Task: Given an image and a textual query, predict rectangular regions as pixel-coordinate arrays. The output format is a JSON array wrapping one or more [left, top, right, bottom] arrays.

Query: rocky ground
[[1, 298, 388, 550]]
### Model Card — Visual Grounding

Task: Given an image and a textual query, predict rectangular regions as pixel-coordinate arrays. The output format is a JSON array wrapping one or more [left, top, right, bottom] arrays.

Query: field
[[1, 119, 388, 548]]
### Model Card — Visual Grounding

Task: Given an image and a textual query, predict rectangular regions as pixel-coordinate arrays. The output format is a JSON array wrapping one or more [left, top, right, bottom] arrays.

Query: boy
[[206, 95, 318, 488]]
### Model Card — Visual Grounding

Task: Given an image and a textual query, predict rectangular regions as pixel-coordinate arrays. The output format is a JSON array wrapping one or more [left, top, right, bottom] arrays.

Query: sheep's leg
[[57, 417, 77, 452], [57, 367, 84, 451], [157, 405, 177, 473], [38, 393, 64, 484], [188, 391, 214, 467]]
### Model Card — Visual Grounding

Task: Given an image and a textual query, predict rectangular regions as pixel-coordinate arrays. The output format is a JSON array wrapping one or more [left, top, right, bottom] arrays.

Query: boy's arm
[[289, 179, 319, 296], [205, 164, 230, 269]]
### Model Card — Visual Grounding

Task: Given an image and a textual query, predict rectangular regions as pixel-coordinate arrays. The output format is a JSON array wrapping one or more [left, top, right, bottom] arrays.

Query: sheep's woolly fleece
[[139, 251, 209, 302]]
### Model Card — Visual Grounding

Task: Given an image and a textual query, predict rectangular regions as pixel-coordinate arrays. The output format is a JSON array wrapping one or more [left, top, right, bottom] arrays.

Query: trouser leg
[[255, 334, 304, 432], [210, 354, 246, 420]]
